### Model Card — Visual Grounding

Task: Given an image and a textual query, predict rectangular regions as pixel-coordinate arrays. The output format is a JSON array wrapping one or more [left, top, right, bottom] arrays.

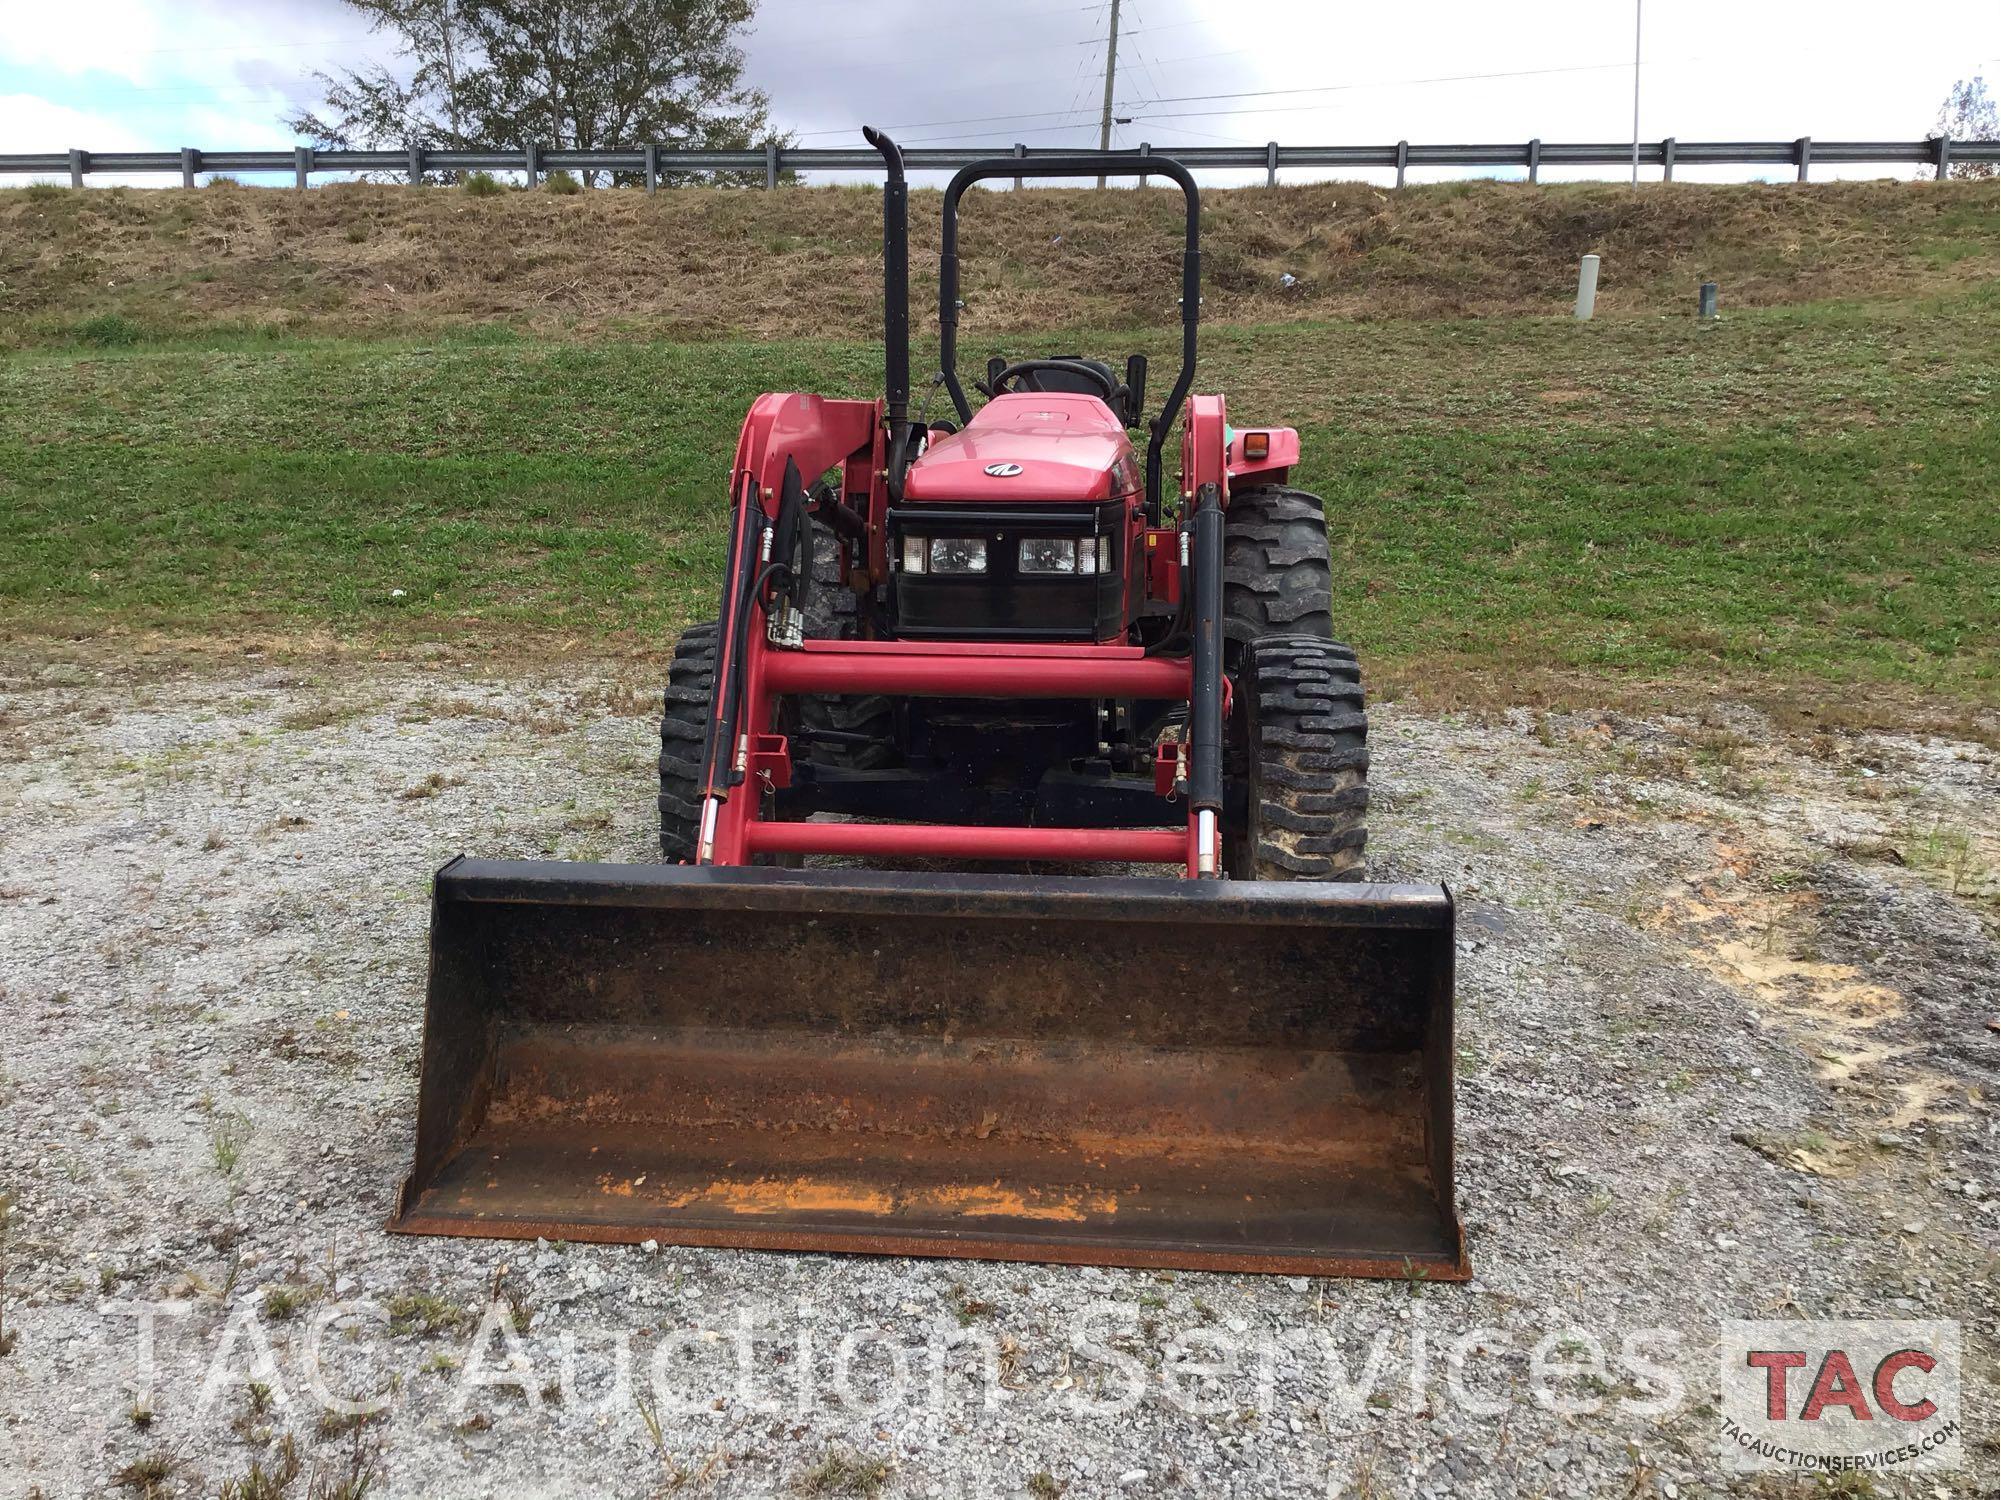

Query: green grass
[[1, 291, 1993, 714]]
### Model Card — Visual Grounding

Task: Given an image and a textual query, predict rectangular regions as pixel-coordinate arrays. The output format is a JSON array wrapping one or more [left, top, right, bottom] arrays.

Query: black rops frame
[[862, 128, 1201, 520], [858, 130, 1221, 836], [939, 153, 1200, 520]]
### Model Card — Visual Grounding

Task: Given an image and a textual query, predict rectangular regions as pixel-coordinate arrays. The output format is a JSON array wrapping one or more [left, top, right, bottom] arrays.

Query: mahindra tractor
[[393, 130, 1464, 1280]]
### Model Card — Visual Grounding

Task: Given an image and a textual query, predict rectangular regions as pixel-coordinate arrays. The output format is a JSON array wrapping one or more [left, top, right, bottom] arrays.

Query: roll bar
[[938, 152, 1201, 516]]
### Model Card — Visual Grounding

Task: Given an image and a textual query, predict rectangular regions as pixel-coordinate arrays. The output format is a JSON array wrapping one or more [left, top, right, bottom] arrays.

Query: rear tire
[[1222, 485, 1334, 659], [1223, 635, 1369, 882], [658, 621, 717, 861]]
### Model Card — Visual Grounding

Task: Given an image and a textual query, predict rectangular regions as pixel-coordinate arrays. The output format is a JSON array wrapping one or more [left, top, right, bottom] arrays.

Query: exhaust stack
[[863, 126, 912, 497]]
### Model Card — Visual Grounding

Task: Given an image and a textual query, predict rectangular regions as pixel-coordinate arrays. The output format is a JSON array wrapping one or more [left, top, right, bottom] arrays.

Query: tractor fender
[[1225, 426, 1300, 491], [731, 393, 880, 515]]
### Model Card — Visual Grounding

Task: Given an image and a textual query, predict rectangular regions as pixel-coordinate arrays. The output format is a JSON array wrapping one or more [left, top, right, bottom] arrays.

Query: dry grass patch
[[279, 698, 371, 732], [1374, 660, 1998, 748], [113, 1453, 179, 1498], [396, 770, 463, 800], [2, 177, 1990, 345], [799, 1448, 893, 1498]]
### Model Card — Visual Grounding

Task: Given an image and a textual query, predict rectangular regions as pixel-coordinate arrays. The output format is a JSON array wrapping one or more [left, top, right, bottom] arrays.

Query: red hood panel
[[902, 393, 1134, 503]]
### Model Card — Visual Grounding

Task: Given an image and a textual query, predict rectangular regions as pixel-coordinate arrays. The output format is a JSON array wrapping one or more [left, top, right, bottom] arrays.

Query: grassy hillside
[[0, 177, 1993, 346], [2, 285, 1993, 731]]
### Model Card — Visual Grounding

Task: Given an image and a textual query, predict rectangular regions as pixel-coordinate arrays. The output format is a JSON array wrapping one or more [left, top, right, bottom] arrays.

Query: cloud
[[0, 0, 167, 84], [2, 0, 1995, 189], [0, 0, 364, 87], [0, 91, 147, 152]]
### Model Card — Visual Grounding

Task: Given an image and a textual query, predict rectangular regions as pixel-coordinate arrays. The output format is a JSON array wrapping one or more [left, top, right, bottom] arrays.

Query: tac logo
[[1719, 1320, 1961, 1475], [983, 462, 1023, 477]]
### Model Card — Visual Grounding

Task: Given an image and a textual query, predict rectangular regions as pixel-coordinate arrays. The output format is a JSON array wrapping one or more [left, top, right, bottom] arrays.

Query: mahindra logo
[[983, 462, 1023, 477]]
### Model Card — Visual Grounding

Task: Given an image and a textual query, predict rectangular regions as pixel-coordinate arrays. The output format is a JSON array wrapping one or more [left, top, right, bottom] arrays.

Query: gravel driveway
[[1, 650, 1993, 1499]]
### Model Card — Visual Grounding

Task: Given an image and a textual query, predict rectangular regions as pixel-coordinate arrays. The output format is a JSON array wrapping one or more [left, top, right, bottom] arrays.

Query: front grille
[[888, 502, 1125, 642]]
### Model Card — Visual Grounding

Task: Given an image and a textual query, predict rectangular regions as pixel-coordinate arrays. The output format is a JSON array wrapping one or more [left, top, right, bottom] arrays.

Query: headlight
[[1019, 538, 1078, 575], [927, 537, 987, 575], [901, 536, 928, 574]]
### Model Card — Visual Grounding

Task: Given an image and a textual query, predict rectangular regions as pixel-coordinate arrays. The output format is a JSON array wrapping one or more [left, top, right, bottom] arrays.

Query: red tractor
[[395, 131, 1464, 1281]]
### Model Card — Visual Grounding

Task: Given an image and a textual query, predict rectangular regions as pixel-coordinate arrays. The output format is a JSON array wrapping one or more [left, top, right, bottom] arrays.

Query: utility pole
[[1630, 0, 1642, 188], [1096, 0, 1122, 188]]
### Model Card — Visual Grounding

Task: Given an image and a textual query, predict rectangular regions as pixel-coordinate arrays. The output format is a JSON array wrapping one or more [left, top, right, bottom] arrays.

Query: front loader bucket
[[392, 861, 1466, 1279]]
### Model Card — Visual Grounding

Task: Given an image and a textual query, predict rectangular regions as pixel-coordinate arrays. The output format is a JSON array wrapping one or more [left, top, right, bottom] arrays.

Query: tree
[[285, 0, 777, 184], [1927, 76, 1996, 180]]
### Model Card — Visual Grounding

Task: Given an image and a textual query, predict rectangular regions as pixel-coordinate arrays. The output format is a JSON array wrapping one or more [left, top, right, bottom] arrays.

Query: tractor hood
[[903, 393, 1136, 503]]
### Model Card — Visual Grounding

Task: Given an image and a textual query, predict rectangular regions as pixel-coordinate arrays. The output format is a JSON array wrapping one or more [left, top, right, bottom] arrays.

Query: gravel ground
[[0, 650, 1994, 1500]]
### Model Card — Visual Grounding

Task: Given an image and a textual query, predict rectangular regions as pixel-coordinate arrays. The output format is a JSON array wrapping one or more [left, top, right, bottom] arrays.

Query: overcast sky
[[3, 0, 1997, 185]]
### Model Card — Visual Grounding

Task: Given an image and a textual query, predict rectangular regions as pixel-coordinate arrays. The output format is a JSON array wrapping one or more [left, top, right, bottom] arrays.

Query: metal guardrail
[[1, 138, 1995, 190]]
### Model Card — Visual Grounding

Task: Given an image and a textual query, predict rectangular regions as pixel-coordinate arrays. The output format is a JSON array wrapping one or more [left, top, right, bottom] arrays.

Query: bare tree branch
[[1929, 76, 1997, 180]]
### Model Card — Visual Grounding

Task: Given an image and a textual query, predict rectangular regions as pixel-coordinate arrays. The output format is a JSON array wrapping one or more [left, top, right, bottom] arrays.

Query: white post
[[1575, 255, 1600, 320]]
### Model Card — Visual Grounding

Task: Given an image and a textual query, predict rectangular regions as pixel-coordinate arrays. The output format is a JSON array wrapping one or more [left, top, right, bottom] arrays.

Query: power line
[[42, 34, 375, 58], [795, 104, 1105, 140], [1060, 4, 1112, 146], [1121, 1, 1175, 104], [786, 5, 1117, 143], [1139, 121, 1269, 146], [886, 121, 1120, 147], [1067, 14, 1204, 46], [41, 79, 320, 98], [1110, 36, 1987, 118], [871, 34, 2001, 147], [745, 0, 1108, 66], [1117, 57, 1652, 113], [819, 51, 1697, 145]]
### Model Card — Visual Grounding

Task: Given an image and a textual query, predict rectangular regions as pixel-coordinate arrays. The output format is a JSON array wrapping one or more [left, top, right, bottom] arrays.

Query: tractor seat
[[1017, 355, 1120, 397]]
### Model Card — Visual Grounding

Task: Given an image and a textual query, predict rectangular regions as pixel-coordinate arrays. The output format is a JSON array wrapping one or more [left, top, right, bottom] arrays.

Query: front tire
[[658, 621, 717, 861], [1223, 635, 1369, 881], [1222, 485, 1334, 660]]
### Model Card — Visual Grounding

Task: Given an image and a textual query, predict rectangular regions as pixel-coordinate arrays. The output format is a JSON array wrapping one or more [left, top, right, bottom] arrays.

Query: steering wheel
[[987, 358, 1123, 405]]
